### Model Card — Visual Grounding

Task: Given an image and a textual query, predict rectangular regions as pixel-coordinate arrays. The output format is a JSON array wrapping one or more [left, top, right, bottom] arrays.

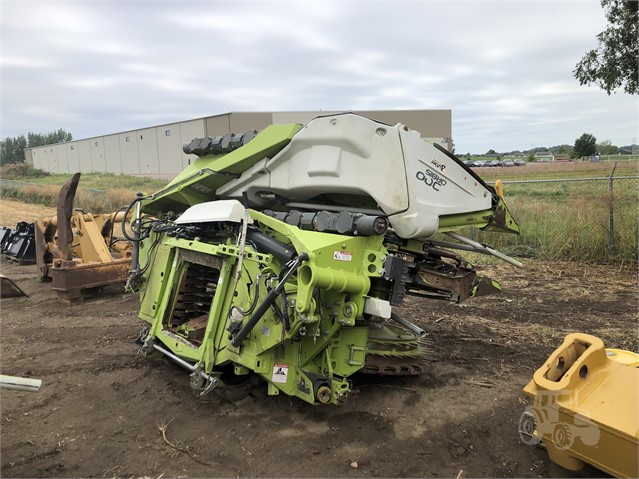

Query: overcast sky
[[1, 0, 636, 153]]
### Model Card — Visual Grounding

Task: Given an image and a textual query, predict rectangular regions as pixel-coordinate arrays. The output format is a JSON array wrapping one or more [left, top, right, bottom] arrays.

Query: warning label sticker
[[272, 363, 289, 384], [333, 251, 353, 262]]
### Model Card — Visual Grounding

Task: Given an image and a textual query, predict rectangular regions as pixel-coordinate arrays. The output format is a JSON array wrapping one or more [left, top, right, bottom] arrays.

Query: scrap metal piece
[[521, 333, 638, 478], [0, 274, 28, 298]]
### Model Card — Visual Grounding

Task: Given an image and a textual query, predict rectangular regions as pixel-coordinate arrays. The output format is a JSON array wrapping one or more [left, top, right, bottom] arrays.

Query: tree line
[[0, 129, 73, 166], [481, 135, 623, 159]]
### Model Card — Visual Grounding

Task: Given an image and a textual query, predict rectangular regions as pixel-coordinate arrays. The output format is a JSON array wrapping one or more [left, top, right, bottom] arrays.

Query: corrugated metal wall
[[103, 135, 121, 174], [137, 128, 159, 175], [25, 111, 451, 178], [78, 139, 93, 172]]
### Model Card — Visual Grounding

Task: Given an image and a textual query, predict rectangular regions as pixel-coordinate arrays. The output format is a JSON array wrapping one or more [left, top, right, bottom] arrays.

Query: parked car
[[490, 160, 502, 167], [464, 160, 474, 167], [503, 160, 515, 167], [514, 159, 526, 166], [473, 160, 488, 167]]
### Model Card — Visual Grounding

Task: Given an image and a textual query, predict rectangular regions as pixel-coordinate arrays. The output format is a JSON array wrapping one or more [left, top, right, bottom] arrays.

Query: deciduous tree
[[573, 133, 597, 159], [0, 129, 73, 165], [0, 135, 27, 165], [597, 139, 618, 155], [574, 0, 638, 95]]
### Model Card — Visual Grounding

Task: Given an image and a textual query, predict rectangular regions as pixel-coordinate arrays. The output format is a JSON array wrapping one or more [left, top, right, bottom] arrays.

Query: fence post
[[608, 162, 618, 256]]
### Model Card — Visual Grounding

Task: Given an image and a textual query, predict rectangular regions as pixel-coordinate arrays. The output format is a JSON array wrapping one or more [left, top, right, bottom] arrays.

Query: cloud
[[1, 0, 635, 154], [1, 56, 54, 69]]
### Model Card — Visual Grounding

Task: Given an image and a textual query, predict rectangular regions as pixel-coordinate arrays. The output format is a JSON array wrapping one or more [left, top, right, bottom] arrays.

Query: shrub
[[1, 163, 50, 179]]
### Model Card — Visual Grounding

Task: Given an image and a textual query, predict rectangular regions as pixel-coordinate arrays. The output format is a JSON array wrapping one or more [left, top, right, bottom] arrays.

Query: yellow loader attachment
[[34, 173, 133, 302], [520, 333, 638, 478]]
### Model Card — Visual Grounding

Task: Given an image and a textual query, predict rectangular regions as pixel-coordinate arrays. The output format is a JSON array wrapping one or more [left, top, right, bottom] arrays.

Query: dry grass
[[2, 163, 637, 263], [1, 184, 136, 214], [0, 198, 56, 224], [469, 177, 638, 263]]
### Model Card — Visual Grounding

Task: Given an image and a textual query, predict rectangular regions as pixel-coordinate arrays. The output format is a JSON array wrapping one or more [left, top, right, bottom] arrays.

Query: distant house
[[553, 153, 571, 162]]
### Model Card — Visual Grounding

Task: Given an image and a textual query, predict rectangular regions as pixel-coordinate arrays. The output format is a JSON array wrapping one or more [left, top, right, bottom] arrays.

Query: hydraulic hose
[[280, 289, 291, 330], [231, 253, 309, 347], [121, 193, 147, 242], [122, 193, 146, 276]]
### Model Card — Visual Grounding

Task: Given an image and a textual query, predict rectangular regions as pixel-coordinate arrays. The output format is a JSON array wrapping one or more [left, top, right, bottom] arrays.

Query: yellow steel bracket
[[523, 333, 638, 478]]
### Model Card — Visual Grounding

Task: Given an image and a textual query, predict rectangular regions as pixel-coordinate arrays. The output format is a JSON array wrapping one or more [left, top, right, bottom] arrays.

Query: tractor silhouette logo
[[518, 389, 600, 450]]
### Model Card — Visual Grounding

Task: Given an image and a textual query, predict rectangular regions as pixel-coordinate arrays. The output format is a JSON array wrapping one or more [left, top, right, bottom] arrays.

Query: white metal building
[[25, 110, 452, 178]]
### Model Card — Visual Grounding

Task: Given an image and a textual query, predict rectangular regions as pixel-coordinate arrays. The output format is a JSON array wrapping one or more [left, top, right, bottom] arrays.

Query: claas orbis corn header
[[129, 113, 521, 405]]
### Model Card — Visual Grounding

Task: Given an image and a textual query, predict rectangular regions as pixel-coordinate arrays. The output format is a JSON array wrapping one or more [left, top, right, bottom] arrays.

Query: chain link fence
[[2, 173, 638, 263], [472, 175, 639, 263]]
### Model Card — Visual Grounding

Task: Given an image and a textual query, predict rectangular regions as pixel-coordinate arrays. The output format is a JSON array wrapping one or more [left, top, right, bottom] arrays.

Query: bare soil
[[0, 199, 55, 225], [1, 251, 636, 478]]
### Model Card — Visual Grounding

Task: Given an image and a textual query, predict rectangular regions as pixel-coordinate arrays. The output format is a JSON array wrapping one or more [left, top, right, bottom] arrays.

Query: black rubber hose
[[271, 298, 285, 326], [280, 290, 291, 330], [231, 253, 308, 347], [231, 274, 261, 317], [108, 205, 129, 250], [121, 193, 146, 242]]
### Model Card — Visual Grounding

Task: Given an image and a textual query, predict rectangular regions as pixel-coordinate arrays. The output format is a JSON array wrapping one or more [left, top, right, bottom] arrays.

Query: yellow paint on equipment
[[494, 179, 505, 200], [606, 348, 639, 367], [523, 333, 638, 478]]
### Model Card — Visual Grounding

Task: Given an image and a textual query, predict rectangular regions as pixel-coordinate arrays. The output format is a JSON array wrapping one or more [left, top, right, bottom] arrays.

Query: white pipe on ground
[[0, 375, 42, 393]]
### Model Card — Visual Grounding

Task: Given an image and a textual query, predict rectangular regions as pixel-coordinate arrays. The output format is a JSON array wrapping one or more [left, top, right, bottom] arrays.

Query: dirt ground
[[1, 235, 637, 477], [0, 199, 56, 225]]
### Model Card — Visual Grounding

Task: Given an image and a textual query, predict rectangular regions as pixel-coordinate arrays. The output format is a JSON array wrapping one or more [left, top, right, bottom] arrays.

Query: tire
[[214, 365, 264, 403]]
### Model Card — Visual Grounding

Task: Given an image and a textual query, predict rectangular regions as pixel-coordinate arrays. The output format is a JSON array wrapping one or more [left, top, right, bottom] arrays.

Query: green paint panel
[[142, 123, 302, 215]]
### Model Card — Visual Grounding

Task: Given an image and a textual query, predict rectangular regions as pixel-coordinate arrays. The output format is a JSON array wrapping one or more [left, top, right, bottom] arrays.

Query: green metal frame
[[138, 210, 389, 405]]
